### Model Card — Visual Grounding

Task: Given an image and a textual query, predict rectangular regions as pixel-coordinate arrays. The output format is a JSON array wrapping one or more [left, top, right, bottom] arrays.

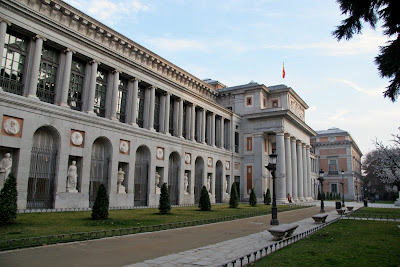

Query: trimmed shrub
[[249, 188, 257, 207], [330, 192, 333, 200], [229, 183, 239, 208], [265, 188, 272, 205], [198, 185, 211, 211], [159, 183, 171, 214], [91, 184, 109, 220], [0, 173, 17, 225]]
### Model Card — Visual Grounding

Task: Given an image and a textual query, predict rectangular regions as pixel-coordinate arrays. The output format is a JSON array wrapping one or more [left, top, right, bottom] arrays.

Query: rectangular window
[[154, 91, 161, 132], [272, 100, 278, 108], [68, 58, 85, 111], [37, 45, 59, 103], [182, 103, 187, 138], [246, 96, 252, 106], [329, 159, 338, 175], [0, 31, 27, 95], [247, 166, 252, 193], [117, 78, 128, 123], [169, 97, 174, 135], [137, 85, 145, 128], [246, 137, 253, 151], [94, 68, 108, 117], [235, 132, 239, 153], [331, 184, 338, 193]]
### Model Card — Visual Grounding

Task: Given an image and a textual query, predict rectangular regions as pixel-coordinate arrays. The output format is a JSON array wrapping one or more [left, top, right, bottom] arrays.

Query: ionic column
[[211, 113, 216, 146], [201, 109, 206, 144], [148, 86, 156, 131], [190, 104, 196, 141], [276, 132, 287, 203], [59, 48, 75, 107], [302, 144, 307, 200], [85, 60, 99, 114], [129, 78, 139, 125], [159, 93, 166, 132], [27, 35, 47, 99], [0, 19, 11, 76], [173, 99, 179, 136], [185, 103, 191, 139], [164, 92, 171, 134], [143, 86, 151, 128], [285, 134, 292, 201], [297, 141, 304, 201], [220, 118, 225, 148], [177, 98, 183, 137], [306, 145, 312, 200], [110, 69, 121, 120], [291, 137, 298, 201]]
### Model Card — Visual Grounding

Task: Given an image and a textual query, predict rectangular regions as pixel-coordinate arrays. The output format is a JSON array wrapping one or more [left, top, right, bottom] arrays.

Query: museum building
[[0, 0, 317, 210]]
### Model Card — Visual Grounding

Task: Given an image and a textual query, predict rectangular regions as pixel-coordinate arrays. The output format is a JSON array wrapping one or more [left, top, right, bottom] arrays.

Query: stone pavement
[[0, 201, 364, 267]]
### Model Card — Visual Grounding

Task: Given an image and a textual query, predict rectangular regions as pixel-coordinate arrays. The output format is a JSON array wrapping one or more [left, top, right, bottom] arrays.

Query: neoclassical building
[[0, 0, 316, 210]]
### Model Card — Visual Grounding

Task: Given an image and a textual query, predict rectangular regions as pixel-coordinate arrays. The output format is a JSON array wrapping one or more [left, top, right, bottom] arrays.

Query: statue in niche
[[155, 171, 161, 194], [0, 153, 12, 189], [117, 168, 126, 194], [66, 161, 78, 193], [184, 173, 189, 194], [207, 175, 211, 193]]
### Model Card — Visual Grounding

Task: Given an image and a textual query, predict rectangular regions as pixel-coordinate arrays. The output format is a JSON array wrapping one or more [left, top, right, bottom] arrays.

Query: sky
[[63, 0, 400, 156]]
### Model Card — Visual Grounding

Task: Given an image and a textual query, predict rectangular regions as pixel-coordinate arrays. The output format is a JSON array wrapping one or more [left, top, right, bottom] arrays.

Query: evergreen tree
[[265, 188, 272, 205], [338, 193, 341, 200], [159, 183, 171, 214], [0, 173, 17, 225], [330, 192, 333, 200], [229, 183, 239, 208], [249, 188, 257, 207], [326, 192, 329, 200], [198, 186, 211, 211], [91, 184, 109, 220]]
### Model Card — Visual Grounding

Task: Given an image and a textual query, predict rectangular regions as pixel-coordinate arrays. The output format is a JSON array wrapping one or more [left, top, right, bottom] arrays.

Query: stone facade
[[0, 0, 316, 209], [311, 127, 363, 200]]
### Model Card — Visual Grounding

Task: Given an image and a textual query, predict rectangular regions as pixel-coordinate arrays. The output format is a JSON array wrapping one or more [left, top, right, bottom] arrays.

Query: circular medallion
[[207, 157, 212, 167], [157, 148, 164, 159], [185, 153, 191, 164], [225, 161, 230, 170], [3, 118, 20, 135], [71, 131, 83, 146], [119, 141, 129, 153]]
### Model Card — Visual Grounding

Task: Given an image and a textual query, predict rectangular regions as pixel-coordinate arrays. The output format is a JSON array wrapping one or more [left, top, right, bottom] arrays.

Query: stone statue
[[66, 161, 78, 193], [155, 171, 161, 194], [117, 168, 126, 194], [207, 175, 211, 193], [0, 153, 12, 189], [184, 173, 189, 194]]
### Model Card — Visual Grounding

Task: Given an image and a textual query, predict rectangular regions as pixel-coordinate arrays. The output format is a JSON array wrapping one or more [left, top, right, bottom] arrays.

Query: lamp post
[[340, 169, 345, 207], [318, 169, 325, 213], [265, 153, 278, 225]]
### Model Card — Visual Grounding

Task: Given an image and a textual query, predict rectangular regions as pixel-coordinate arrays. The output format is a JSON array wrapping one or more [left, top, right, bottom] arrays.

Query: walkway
[[0, 201, 364, 267]]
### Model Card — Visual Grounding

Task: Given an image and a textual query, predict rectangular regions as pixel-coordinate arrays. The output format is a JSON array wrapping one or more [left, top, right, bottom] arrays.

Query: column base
[[165, 132, 172, 136], [277, 198, 288, 204], [292, 197, 299, 202], [59, 103, 70, 108], [27, 94, 40, 100], [148, 128, 156, 132], [130, 122, 138, 127], [298, 197, 305, 201], [86, 110, 96, 116]]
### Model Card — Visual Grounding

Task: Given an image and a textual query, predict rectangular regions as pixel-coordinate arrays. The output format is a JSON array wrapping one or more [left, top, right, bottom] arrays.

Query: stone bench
[[268, 223, 299, 240], [336, 209, 346, 215], [347, 206, 353, 211], [312, 214, 328, 223]]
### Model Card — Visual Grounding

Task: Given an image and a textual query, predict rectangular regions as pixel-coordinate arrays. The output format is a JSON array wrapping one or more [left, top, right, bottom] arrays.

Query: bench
[[312, 214, 328, 223], [268, 223, 299, 240], [347, 206, 353, 211], [336, 209, 346, 215]]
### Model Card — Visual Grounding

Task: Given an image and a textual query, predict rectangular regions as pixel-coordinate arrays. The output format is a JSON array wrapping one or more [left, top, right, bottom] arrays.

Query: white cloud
[[146, 38, 208, 52], [328, 78, 383, 96], [328, 109, 350, 121]]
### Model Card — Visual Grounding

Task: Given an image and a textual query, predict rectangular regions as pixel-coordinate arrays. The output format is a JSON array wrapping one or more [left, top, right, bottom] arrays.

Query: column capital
[[63, 48, 76, 54], [131, 77, 141, 83], [33, 34, 47, 41], [0, 18, 11, 26], [284, 133, 291, 139], [275, 131, 285, 136], [163, 91, 170, 96], [290, 136, 297, 141], [112, 69, 121, 74], [89, 59, 100, 65], [306, 145, 311, 149]]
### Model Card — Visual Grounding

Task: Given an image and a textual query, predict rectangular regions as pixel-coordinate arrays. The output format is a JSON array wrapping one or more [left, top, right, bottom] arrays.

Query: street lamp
[[265, 152, 278, 225], [318, 169, 325, 213], [340, 169, 345, 207]]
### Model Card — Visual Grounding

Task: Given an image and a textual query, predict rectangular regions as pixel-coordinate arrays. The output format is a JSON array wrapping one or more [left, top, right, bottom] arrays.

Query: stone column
[[0, 19, 11, 78], [27, 35, 46, 99], [285, 134, 292, 201], [143, 87, 151, 129], [59, 48, 75, 107], [201, 109, 206, 144], [173, 99, 179, 136], [109, 70, 120, 120], [164, 92, 170, 134], [306, 145, 312, 200], [178, 98, 184, 138], [291, 137, 298, 202], [159, 93, 166, 133], [297, 141, 304, 201], [85, 60, 99, 114], [302, 144, 307, 200], [211, 113, 216, 146], [220, 118, 225, 148], [185, 103, 191, 139], [276, 132, 287, 203], [190, 104, 196, 141], [148, 86, 155, 131], [254, 133, 266, 198], [129, 78, 139, 126]]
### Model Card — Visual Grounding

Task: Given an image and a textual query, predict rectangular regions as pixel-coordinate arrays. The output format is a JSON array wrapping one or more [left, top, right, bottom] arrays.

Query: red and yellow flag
[[282, 63, 286, 79]]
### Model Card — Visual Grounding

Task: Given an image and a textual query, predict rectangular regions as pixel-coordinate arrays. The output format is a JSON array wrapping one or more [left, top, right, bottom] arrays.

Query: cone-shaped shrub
[[0, 173, 17, 225], [198, 185, 211, 211], [91, 184, 109, 220], [229, 183, 239, 208], [338, 193, 341, 200], [265, 188, 271, 205], [159, 183, 171, 214], [249, 188, 257, 207]]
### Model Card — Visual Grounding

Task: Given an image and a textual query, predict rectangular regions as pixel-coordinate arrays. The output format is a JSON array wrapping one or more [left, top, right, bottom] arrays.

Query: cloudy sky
[[64, 0, 400, 155]]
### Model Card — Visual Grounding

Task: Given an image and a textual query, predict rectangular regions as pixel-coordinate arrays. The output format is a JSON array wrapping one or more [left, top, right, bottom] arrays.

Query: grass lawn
[[253, 220, 400, 266], [0, 204, 304, 241], [351, 207, 400, 217]]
